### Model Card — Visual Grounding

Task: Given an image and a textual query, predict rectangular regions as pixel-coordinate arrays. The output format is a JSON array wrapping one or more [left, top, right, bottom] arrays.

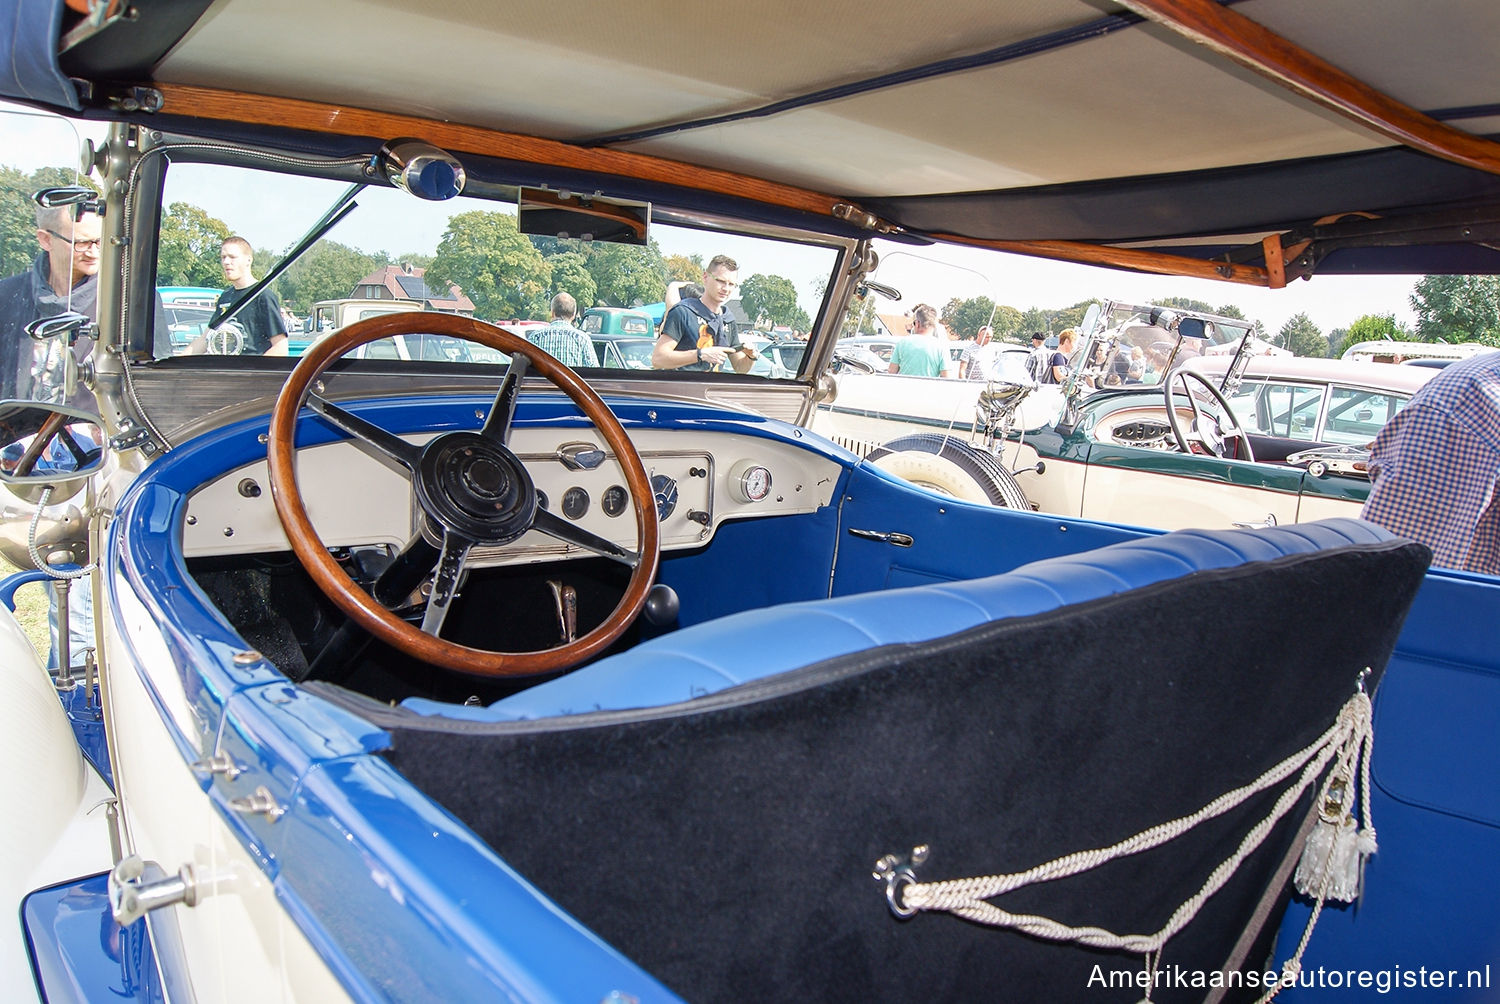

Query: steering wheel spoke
[[372, 531, 440, 609], [307, 393, 422, 471], [479, 353, 530, 445], [533, 508, 642, 568], [420, 531, 475, 637]]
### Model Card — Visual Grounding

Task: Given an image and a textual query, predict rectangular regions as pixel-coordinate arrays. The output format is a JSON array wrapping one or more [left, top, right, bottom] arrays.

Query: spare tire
[[865, 434, 1032, 510]]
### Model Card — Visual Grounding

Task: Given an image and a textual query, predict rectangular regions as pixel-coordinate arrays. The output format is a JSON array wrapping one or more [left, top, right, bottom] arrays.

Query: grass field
[[0, 556, 57, 658]]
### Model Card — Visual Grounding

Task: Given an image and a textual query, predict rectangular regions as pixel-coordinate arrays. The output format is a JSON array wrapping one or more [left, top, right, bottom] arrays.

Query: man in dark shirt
[[208, 236, 288, 355], [652, 254, 757, 372]]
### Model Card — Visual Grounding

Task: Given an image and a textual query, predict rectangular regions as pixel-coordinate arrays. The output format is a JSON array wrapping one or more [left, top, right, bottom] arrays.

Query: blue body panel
[[1272, 568, 1500, 998], [22, 873, 162, 1003]]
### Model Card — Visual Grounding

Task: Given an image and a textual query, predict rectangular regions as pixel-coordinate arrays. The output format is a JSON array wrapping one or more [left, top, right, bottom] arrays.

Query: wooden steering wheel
[[267, 313, 660, 677]]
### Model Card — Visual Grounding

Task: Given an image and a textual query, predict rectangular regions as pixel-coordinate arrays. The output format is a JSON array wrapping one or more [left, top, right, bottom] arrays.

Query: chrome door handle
[[1231, 513, 1278, 529], [848, 528, 914, 547]]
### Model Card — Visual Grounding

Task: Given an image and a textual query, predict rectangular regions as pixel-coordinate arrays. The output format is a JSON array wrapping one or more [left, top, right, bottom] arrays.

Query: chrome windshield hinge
[[108, 855, 200, 926]]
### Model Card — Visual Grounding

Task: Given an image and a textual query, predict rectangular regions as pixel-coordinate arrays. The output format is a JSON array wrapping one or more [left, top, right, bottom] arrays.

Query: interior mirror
[[517, 187, 650, 245], [0, 401, 107, 486], [1178, 318, 1208, 339]]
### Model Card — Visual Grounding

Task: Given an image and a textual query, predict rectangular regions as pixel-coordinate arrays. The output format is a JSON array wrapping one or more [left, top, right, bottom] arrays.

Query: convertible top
[[7, 0, 1500, 279]]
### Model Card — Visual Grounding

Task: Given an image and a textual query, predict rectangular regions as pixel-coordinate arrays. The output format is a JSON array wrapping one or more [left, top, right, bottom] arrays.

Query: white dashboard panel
[[182, 427, 842, 563]]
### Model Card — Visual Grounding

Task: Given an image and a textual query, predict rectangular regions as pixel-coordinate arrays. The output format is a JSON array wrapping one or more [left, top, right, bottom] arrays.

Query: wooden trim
[[1120, 0, 1500, 177], [156, 83, 1275, 285], [154, 83, 861, 222], [1261, 234, 1287, 289], [931, 233, 1271, 287]]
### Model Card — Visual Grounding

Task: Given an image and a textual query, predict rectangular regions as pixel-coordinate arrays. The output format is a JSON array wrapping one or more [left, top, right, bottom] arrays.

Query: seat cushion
[[401, 518, 1397, 722]]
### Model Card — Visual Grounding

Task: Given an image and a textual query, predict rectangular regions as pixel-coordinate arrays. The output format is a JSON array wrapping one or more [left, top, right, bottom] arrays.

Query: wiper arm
[[212, 181, 365, 330]]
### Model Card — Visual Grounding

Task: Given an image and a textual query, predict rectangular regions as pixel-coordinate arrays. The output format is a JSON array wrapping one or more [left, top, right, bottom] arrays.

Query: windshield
[[142, 156, 841, 380]]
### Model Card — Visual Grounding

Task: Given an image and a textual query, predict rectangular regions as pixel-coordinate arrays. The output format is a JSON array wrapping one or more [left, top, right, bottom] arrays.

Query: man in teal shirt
[[888, 303, 952, 377]]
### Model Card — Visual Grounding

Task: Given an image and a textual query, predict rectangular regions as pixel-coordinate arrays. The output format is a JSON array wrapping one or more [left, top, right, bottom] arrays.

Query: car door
[[1077, 440, 1305, 529]]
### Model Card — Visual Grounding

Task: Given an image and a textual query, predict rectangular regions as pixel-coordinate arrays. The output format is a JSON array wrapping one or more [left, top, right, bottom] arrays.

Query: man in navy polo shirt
[[652, 254, 758, 372]]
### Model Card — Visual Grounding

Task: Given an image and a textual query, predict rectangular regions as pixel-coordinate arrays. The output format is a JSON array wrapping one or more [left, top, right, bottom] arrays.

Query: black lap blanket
[[368, 539, 1429, 1002]]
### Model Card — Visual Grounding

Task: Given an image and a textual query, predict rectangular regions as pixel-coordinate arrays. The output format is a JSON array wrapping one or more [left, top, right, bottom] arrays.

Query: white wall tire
[[873, 451, 992, 503], [866, 434, 1032, 509]]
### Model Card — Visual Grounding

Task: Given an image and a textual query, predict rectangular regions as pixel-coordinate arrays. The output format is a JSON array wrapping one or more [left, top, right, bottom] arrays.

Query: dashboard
[[182, 426, 844, 564]]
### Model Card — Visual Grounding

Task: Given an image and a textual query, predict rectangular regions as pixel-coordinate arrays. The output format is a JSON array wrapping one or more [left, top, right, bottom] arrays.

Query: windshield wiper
[[211, 181, 364, 331]]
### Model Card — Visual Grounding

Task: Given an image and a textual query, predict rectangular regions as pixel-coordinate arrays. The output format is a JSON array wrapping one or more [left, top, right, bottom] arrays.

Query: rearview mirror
[[0, 401, 106, 488], [517, 187, 650, 245]]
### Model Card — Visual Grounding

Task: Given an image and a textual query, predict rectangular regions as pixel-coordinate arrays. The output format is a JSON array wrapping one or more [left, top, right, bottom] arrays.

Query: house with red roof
[[351, 263, 475, 315]]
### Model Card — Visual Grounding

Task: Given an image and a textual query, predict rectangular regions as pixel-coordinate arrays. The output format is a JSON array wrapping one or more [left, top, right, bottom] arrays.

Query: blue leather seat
[[402, 518, 1394, 722]]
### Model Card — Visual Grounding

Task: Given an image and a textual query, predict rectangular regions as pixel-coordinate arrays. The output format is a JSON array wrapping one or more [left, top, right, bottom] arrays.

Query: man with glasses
[[0, 203, 103, 400], [652, 254, 758, 372]]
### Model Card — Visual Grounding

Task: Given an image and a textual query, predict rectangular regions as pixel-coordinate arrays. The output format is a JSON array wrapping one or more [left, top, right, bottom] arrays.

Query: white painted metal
[[0, 606, 113, 1002]]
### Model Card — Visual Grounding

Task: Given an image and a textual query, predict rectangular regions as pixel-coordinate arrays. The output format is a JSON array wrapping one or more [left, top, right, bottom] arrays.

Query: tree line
[[883, 280, 1500, 357], [153, 200, 813, 329], [2, 164, 1497, 348]]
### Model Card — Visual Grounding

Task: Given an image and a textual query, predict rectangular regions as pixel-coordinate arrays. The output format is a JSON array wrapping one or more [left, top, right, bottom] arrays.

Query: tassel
[[1294, 814, 1376, 902]]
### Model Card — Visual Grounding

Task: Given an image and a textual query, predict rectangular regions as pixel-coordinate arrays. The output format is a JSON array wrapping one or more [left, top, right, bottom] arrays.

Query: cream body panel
[[0, 607, 113, 1002], [1079, 465, 1302, 531], [104, 584, 351, 1003]]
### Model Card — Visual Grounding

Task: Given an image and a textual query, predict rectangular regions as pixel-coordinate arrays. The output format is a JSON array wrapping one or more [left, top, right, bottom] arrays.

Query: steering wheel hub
[[419, 431, 536, 540]]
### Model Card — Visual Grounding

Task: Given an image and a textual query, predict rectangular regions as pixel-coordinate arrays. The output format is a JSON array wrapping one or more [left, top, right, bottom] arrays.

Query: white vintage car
[[1, 1, 1498, 1002]]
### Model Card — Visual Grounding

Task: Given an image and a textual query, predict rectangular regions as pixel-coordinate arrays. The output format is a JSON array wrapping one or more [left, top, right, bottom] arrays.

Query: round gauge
[[601, 484, 629, 518], [561, 486, 589, 520], [729, 461, 773, 503], [651, 474, 679, 522]]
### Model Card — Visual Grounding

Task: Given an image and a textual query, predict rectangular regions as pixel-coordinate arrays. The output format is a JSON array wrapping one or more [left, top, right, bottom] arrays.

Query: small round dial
[[651, 474, 679, 522], [561, 486, 589, 520], [601, 484, 629, 518], [729, 461, 773, 503]]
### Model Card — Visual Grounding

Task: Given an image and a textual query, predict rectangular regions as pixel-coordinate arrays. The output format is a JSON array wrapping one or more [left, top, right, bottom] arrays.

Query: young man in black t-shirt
[[651, 254, 757, 372], [208, 236, 288, 355]]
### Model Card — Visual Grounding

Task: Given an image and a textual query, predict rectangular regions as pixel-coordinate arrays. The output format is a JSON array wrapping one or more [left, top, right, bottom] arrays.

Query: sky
[[865, 243, 1418, 342], [1, 100, 1419, 338]]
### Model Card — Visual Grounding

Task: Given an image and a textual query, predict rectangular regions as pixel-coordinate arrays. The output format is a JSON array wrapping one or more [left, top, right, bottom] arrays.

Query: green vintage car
[[821, 301, 1442, 530]]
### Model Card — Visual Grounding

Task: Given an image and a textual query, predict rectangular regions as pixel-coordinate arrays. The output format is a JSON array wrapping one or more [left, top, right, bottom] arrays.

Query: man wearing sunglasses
[[0, 203, 103, 400]]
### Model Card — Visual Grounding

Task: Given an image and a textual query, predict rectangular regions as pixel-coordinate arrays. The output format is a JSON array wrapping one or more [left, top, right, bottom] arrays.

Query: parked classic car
[[2, 1, 1499, 1002], [820, 301, 1448, 531]]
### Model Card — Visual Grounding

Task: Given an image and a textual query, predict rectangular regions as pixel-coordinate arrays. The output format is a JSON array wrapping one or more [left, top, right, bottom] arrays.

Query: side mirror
[[0, 401, 107, 490], [24, 310, 92, 342], [33, 186, 102, 216], [1178, 318, 1208, 340]]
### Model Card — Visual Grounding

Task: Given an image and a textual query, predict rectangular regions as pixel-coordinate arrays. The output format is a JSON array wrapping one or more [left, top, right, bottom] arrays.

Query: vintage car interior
[[2, 0, 1499, 1000]]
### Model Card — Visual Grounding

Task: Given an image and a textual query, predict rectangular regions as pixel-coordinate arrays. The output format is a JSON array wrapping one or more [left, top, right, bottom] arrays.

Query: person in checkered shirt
[[1362, 350, 1500, 574]]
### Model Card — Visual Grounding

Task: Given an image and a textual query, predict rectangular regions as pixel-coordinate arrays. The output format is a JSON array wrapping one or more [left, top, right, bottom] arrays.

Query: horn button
[[416, 431, 537, 543]]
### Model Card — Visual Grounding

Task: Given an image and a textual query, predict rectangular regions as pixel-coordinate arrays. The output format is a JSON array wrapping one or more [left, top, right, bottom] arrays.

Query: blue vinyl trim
[[22, 872, 162, 1004], [1269, 567, 1500, 997], [0, 0, 81, 109]]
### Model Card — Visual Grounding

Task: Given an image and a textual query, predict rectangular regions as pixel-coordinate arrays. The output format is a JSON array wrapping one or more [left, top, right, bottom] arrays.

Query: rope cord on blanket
[[877, 683, 1376, 989]]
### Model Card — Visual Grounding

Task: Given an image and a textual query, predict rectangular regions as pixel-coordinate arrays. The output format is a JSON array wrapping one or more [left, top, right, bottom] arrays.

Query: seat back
[[364, 520, 1430, 1002]]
